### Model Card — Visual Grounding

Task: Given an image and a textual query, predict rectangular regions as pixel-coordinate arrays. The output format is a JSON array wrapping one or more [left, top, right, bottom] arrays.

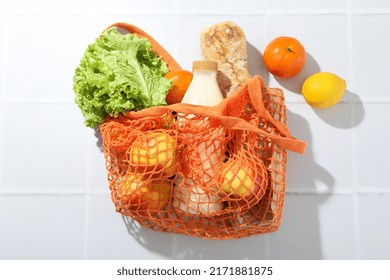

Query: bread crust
[[200, 21, 251, 97]]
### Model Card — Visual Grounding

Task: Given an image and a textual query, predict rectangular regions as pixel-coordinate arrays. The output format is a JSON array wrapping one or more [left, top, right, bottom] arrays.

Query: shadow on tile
[[274, 52, 321, 93], [173, 234, 267, 259], [94, 127, 104, 152], [276, 109, 335, 259], [312, 90, 365, 128], [122, 216, 176, 258], [287, 109, 336, 194], [122, 216, 267, 259], [247, 42, 270, 85]]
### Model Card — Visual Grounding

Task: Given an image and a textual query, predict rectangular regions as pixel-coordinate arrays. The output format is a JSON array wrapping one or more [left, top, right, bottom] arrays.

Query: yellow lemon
[[129, 131, 177, 176], [302, 72, 346, 108]]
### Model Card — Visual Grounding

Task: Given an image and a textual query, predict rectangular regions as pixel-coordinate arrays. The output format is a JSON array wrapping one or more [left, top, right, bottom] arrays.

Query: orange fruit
[[164, 70, 193, 104], [263, 36, 306, 79]]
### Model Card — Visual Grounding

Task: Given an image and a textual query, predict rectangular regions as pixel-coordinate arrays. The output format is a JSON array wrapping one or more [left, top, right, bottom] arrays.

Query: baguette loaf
[[200, 21, 251, 97]]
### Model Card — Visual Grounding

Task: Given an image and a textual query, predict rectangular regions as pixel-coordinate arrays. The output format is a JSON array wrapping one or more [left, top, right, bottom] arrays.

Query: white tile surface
[[351, 15, 390, 100], [316, 194, 357, 259], [86, 193, 173, 259], [357, 193, 390, 259], [268, 194, 356, 259], [0, 194, 86, 259], [354, 103, 390, 191], [1, 103, 88, 192], [286, 103, 355, 193], [0, 0, 388, 261], [4, 15, 100, 102]]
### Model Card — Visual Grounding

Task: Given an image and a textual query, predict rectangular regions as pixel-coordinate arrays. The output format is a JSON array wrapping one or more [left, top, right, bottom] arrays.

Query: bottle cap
[[192, 60, 218, 71]]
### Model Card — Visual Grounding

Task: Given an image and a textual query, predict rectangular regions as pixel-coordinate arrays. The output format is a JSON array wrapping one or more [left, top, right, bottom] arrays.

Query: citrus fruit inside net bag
[[100, 75, 306, 239]]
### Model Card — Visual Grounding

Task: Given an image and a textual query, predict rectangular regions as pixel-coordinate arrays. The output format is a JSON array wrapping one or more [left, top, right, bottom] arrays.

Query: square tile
[[316, 194, 357, 259], [86, 193, 173, 259], [0, 194, 86, 259], [268, 194, 324, 259], [4, 15, 104, 102], [1, 103, 88, 192], [357, 194, 390, 259], [285, 103, 355, 193], [351, 15, 390, 99], [355, 103, 390, 191], [264, 15, 349, 102], [268, 194, 356, 259]]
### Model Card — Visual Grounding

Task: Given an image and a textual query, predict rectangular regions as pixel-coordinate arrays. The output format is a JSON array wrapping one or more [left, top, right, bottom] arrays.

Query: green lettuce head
[[73, 28, 171, 128]]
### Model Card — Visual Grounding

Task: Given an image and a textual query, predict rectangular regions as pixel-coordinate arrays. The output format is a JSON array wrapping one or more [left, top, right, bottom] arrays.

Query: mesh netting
[[100, 76, 305, 239], [97, 22, 305, 239]]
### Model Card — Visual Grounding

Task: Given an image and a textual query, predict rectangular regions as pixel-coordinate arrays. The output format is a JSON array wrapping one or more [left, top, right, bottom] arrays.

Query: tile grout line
[[347, 0, 362, 260]]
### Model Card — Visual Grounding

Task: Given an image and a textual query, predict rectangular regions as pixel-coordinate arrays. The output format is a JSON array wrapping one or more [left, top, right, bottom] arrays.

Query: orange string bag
[[99, 23, 306, 239]]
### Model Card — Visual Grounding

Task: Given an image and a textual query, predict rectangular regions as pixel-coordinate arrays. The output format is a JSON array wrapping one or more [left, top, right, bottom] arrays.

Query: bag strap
[[247, 76, 306, 154], [124, 83, 307, 155], [247, 76, 293, 138], [105, 22, 182, 72]]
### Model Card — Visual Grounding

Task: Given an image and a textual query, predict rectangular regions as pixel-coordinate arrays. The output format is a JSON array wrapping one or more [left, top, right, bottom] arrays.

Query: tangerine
[[164, 70, 193, 104], [263, 36, 306, 79]]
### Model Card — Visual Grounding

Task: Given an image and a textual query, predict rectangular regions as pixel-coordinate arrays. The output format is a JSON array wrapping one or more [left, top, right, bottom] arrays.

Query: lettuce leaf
[[73, 28, 171, 128]]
